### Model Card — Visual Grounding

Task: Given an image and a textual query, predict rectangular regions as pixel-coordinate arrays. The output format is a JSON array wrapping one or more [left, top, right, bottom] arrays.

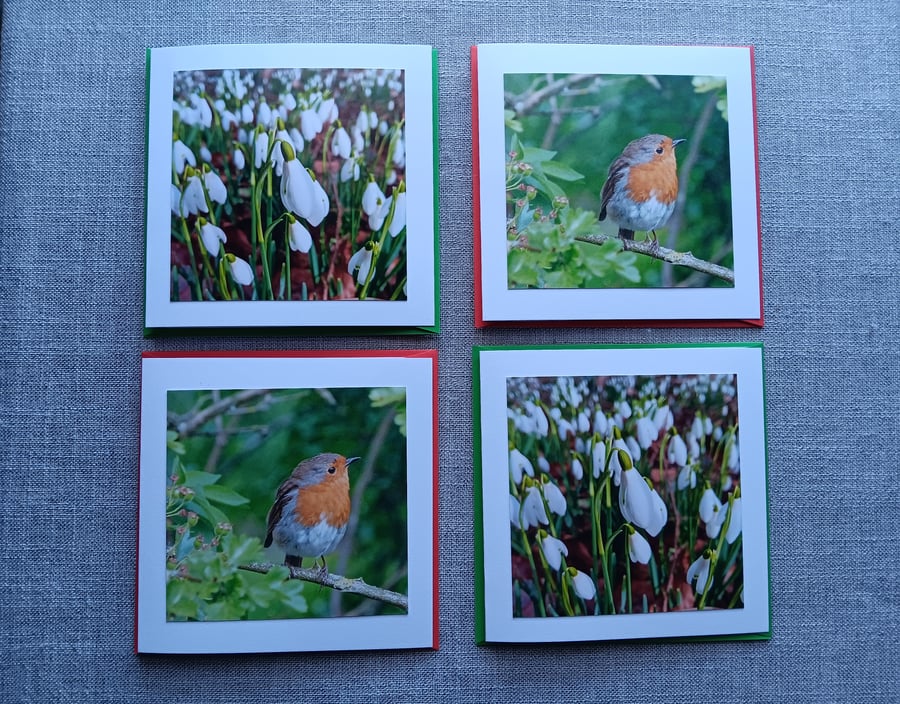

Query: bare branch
[[574, 233, 735, 285], [240, 562, 408, 612], [172, 388, 272, 437], [508, 74, 596, 116]]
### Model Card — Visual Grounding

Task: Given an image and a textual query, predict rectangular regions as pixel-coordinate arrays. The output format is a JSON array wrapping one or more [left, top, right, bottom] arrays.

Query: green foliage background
[[165, 386, 407, 621], [504, 73, 734, 289]]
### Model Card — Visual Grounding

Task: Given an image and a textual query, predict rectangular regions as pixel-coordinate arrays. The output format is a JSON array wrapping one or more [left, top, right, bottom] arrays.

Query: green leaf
[[541, 160, 584, 182], [182, 470, 222, 488], [521, 145, 557, 165], [203, 484, 250, 507]]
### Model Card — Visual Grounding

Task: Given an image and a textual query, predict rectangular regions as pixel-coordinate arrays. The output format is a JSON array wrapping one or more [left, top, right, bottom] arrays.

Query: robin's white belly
[[607, 193, 676, 231], [272, 511, 347, 558]]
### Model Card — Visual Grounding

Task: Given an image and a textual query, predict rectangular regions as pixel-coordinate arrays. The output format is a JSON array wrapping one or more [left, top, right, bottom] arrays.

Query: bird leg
[[284, 554, 302, 568], [647, 230, 660, 253]]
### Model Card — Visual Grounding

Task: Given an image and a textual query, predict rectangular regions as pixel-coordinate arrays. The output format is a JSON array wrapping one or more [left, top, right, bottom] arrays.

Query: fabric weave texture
[[0, 1, 897, 702]]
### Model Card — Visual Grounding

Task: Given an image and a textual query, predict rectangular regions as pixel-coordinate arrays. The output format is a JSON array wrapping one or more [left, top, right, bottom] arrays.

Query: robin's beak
[[672, 138, 686, 148], [346, 456, 361, 468]]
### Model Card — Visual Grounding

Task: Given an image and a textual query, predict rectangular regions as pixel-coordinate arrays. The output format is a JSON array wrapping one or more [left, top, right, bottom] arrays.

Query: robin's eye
[[327, 466, 336, 474], [655, 147, 663, 154]]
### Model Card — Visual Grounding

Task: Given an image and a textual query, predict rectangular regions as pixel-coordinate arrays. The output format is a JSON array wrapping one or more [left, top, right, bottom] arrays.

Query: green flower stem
[[698, 494, 735, 610], [249, 169, 259, 295], [559, 569, 575, 616], [216, 258, 232, 301], [283, 222, 292, 301], [625, 543, 633, 614], [518, 525, 546, 618], [178, 217, 202, 300], [727, 585, 744, 609], [592, 476, 616, 615]]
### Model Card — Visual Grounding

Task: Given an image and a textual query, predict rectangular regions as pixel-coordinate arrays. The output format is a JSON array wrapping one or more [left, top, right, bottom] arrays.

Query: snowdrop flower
[[240, 103, 254, 124], [355, 108, 370, 135], [713, 426, 723, 442], [509, 448, 534, 484], [362, 178, 386, 218], [226, 254, 253, 286], [386, 188, 406, 237], [541, 479, 566, 516], [653, 403, 673, 432], [198, 219, 226, 256], [170, 184, 189, 217], [727, 441, 740, 471], [331, 125, 351, 159], [300, 108, 323, 141], [182, 170, 208, 214], [351, 126, 365, 153], [392, 132, 405, 167], [385, 169, 397, 186], [521, 486, 549, 527], [536, 455, 550, 473], [347, 244, 373, 285], [540, 533, 568, 571], [253, 129, 269, 169], [574, 437, 585, 454], [626, 526, 652, 564], [317, 97, 337, 124], [677, 465, 697, 490], [591, 439, 606, 478], [635, 416, 657, 449], [625, 436, 641, 462], [288, 218, 313, 253], [667, 433, 688, 467], [687, 550, 714, 594], [691, 414, 704, 440], [257, 101, 274, 129], [202, 168, 227, 204], [509, 495, 521, 529], [593, 411, 609, 437], [233, 147, 245, 171], [617, 400, 632, 420], [289, 127, 305, 153], [571, 458, 583, 481], [172, 139, 196, 174], [567, 567, 596, 601], [557, 418, 575, 442], [619, 467, 667, 536], [524, 401, 549, 437], [280, 143, 329, 226], [688, 434, 701, 461], [577, 411, 591, 434], [698, 487, 722, 524], [340, 156, 361, 183], [725, 497, 742, 544], [279, 92, 297, 112], [199, 144, 212, 163], [378, 119, 389, 136]]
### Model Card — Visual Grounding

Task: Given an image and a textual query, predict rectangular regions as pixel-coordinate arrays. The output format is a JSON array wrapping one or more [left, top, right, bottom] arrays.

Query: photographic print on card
[[473, 45, 762, 325], [137, 351, 437, 653], [474, 345, 770, 643], [144, 44, 437, 332]]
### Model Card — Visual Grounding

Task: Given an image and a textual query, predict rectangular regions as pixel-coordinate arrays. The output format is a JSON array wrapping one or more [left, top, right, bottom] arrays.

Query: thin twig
[[573, 233, 735, 285], [239, 562, 408, 612], [173, 388, 272, 438], [508, 74, 596, 116]]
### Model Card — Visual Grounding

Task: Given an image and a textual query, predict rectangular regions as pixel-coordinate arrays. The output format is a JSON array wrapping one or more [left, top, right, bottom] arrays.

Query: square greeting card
[[144, 44, 438, 333], [136, 350, 438, 653], [474, 344, 770, 643], [472, 44, 763, 327]]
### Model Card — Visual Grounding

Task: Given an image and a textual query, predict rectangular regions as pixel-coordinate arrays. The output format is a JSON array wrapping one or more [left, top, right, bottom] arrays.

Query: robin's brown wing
[[264, 477, 298, 548], [599, 156, 628, 220]]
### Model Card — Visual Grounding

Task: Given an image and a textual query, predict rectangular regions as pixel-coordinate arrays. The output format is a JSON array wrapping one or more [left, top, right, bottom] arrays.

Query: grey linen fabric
[[0, 1, 898, 702]]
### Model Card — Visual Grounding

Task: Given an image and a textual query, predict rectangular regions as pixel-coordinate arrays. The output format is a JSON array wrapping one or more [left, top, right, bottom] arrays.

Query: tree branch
[[239, 562, 409, 612], [574, 233, 735, 285], [172, 388, 272, 437], [507, 74, 596, 116]]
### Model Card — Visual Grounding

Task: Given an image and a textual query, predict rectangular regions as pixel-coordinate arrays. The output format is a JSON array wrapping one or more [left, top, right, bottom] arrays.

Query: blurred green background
[[504, 72, 734, 288], [165, 386, 408, 620]]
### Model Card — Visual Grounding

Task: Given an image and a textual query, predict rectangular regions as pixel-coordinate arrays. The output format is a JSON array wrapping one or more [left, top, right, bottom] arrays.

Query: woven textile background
[[1, 0, 897, 701]]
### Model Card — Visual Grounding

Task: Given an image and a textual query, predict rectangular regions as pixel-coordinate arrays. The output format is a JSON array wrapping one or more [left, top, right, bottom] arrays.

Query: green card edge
[[472, 341, 771, 644], [143, 45, 440, 337], [473, 346, 487, 643]]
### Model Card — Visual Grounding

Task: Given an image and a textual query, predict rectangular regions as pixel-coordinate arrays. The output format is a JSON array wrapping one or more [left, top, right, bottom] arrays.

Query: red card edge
[[749, 46, 765, 326], [430, 352, 440, 650], [141, 350, 439, 360], [471, 46, 485, 328]]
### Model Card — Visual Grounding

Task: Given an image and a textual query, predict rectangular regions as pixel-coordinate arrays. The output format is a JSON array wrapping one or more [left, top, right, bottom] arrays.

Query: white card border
[[477, 345, 769, 642], [137, 352, 436, 653], [145, 44, 436, 330], [475, 44, 761, 323]]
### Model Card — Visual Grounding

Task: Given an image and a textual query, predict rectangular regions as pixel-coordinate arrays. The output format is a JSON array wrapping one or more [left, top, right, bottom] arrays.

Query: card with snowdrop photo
[[144, 44, 438, 333], [474, 344, 770, 643]]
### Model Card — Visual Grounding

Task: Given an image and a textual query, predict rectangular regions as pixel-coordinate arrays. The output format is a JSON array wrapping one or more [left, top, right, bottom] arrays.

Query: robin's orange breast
[[294, 477, 351, 528], [625, 159, 679, 206]]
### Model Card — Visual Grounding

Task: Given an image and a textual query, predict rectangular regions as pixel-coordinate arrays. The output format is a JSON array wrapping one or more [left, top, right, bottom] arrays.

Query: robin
[[264, 453, 360, 572], [598, 134, 686, 246]]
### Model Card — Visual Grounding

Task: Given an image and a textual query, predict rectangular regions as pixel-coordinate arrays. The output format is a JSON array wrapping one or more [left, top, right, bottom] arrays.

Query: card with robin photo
[[136, 350, 438, 654], [143, 44, 439, 334], [472, 44, 763, 327], [473, 344, 771, 644]]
